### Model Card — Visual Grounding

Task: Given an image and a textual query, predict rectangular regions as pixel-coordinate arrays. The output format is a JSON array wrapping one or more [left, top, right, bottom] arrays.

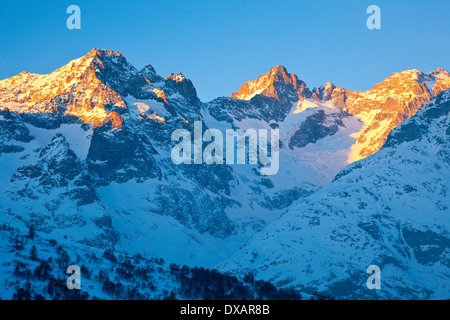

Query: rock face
[[288, 110, 347, 149], [230, 65, 311, 122], [0, 49, 448, 299], [218, 88, 450, 299]]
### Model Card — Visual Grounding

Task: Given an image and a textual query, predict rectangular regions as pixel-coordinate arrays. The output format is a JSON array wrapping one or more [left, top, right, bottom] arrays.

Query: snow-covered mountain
[[0, 49, 242, 267], [0, 48, 448, 299], [218, 88, 450, 299]]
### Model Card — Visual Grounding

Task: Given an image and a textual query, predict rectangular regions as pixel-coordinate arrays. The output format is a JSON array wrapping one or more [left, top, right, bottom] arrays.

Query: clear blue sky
[[1, 0, 449, 101]]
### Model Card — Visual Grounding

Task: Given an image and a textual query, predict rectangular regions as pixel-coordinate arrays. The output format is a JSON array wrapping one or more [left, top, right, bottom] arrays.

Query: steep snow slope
[[218, 89, 450, 299]]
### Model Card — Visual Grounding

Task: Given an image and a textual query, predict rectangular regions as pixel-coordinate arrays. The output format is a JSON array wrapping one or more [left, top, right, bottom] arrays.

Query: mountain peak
[[164, 72, 200, 105], [165, 72, 186, 83], [76, 48, 125, 70], [141, 63, 163, 84], [142, 63, 157, 74], [87, 48, 124, 58], [267, 65, 289, 76], [0, 48, 139, 127], [231, 65, 310, 101], [429, 67, 450, 79]]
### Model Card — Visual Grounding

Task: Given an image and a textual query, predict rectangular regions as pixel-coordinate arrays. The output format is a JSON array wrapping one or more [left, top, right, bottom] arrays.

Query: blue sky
[[1, 0, 449, 101]]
